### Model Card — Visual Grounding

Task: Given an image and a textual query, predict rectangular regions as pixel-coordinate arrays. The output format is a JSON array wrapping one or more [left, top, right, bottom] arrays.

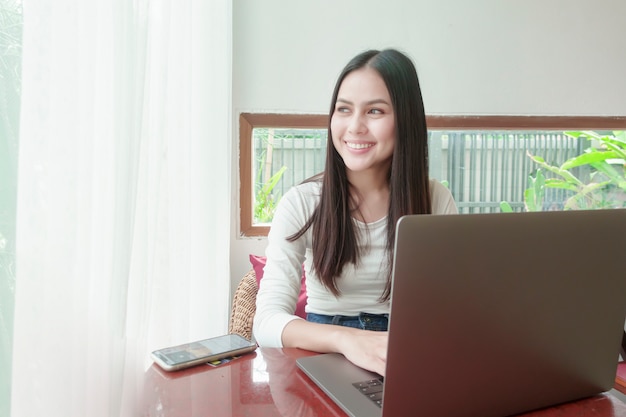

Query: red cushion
[[249, 254, 307, 319]]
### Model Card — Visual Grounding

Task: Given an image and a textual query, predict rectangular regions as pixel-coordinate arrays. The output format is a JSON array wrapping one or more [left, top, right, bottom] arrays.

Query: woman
[[253, 48, 458, 376]]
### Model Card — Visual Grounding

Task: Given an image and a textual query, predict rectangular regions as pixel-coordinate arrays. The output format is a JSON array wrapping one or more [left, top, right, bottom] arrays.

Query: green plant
[[522, 168, 546, 212], [253, 128, 288, 224], [501, 131, 626, 212], [499, 169, 545, 213], [254, 165, 287, 223]]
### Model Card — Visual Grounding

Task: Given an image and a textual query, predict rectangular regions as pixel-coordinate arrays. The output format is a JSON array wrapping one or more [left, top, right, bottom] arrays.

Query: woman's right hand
[[282, 319, 388, 376], [335, 327, 388, 376]]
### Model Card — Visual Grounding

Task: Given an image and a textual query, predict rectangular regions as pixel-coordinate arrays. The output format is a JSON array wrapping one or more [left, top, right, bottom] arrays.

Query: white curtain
[[11, 1, 231, 416]]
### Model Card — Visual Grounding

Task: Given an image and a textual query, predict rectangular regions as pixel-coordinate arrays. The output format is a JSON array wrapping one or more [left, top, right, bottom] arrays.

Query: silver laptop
[[296, 209, 626, 417]]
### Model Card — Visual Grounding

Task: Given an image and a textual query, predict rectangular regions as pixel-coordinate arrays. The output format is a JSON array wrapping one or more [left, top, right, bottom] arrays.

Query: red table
[[616, 362, 626, 394], [143, 347, 626, 417]]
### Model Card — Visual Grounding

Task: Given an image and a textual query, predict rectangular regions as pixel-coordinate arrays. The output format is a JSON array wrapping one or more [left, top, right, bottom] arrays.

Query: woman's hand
[[282, 319, 388, 376], [336, 327, 388, 376]]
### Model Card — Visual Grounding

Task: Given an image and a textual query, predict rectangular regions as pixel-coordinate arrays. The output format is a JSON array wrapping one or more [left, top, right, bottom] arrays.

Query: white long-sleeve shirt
[[253, 179, 458, 347]]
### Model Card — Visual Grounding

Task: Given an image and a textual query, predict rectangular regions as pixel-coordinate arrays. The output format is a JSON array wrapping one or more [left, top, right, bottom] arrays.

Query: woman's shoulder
[[283, 178, 322, 202], [276, 178, 322, 215], [268, 178, 322, 240], [428, 178, 447, 194], [293, 177, 322, 194], [429, 179, 458, 214]]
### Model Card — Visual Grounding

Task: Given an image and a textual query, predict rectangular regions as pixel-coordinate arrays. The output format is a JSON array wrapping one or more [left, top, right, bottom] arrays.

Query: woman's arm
[[281, 319, 388, 376], [253, 185, 314, 347]]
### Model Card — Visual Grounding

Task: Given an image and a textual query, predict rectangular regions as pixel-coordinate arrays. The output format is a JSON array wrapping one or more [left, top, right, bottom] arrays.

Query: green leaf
[[254, 165, 287, 223], [523, 170, 545, 212], [561, 150, 620, 170], [533, 169, 545, 200], [601, 140, 626, 160], [260, 166, 287, 196], [499, 201, 513, 213], [543, 179, 579, 192], [527, 152, 583, 185], [524, 188, 537, 212], [530, 154, 546, 164], [579, 130, 603, 140], [578, 181, 612, 196], [562, 181, 612, 210], [590, 161, 625, 187], [564, 131, 584, 139]]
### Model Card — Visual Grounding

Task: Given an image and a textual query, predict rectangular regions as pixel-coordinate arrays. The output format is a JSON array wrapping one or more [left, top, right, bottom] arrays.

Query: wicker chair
[[228, 269, 259, 341]]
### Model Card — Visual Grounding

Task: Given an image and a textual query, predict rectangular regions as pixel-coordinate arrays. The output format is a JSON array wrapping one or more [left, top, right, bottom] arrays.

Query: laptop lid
[[297, 209, 626, 417], [383, 209, 626, 417]]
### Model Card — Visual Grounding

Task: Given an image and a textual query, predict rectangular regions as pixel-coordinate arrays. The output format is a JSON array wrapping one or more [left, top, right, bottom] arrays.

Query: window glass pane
[[432, 130, 625, 213], [252, 128, 625, 223], [0, 0, 22, 414], [252, 127, 327, 224]]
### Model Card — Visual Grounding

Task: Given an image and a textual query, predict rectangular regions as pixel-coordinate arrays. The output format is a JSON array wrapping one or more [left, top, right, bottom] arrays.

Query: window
[[0, 1, 22, 414], [239, 113, 327, 236], [239, 114, 626, 237]]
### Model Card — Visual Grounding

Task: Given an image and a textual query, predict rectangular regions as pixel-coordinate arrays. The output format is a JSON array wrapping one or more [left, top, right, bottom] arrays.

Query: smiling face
[[330, 67, 396, 180]]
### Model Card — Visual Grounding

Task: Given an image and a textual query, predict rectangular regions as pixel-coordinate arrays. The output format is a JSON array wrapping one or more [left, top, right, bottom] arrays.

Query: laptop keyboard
[[353, 377, 385, 407]]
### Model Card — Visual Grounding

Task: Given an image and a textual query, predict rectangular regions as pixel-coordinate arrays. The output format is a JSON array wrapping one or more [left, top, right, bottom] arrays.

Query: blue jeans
[[306, 312, 389, 331]]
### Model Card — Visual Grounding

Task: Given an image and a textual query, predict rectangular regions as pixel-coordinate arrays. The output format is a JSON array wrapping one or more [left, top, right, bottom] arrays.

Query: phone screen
[[152, 334, 255, 368]]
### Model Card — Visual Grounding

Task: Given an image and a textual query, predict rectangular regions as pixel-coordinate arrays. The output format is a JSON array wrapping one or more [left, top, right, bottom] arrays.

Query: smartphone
[[151, 334, 257, 371]]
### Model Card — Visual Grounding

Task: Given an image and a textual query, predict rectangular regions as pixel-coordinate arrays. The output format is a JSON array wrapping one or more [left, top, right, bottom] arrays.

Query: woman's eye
[[369, 108, 383, 115], [336, 107, 350, 113]]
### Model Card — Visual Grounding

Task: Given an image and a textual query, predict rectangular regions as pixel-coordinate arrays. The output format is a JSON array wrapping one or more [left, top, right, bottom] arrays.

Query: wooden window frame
[[239, 113, 328, 237], [239, 113, 626, 237]]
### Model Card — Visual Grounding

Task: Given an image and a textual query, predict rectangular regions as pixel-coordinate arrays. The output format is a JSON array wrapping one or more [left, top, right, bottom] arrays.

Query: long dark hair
[[289, 49, 431, 301]]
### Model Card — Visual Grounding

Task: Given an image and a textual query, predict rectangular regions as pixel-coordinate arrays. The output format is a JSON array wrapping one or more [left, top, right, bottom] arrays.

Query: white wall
[[230, 0, 626, 295]]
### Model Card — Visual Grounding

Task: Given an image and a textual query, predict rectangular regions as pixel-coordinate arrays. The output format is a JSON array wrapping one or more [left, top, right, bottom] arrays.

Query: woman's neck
[[348, 169, 390, 223]]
